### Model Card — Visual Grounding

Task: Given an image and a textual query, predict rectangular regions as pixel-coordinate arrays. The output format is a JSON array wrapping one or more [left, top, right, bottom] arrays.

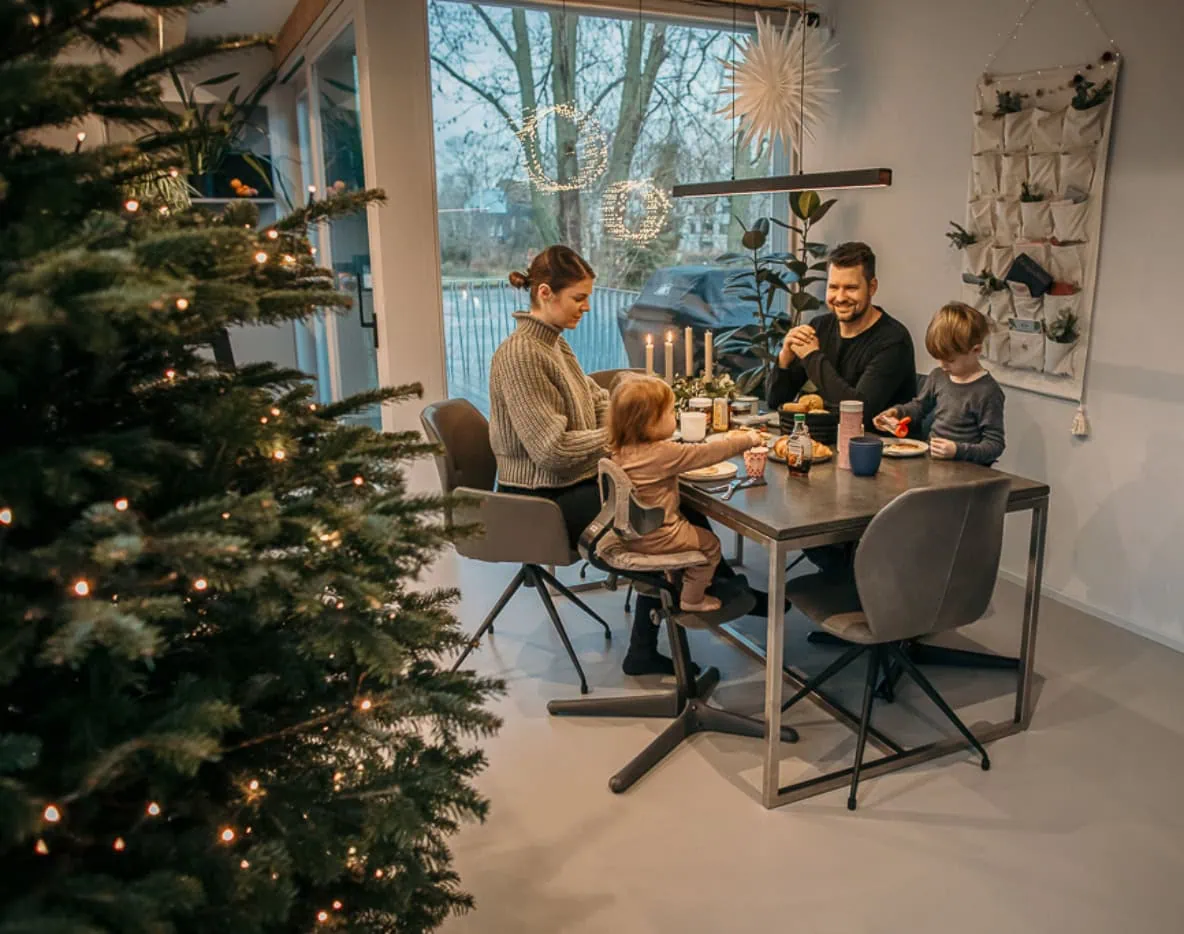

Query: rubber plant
[[714, 190, 836, 395]]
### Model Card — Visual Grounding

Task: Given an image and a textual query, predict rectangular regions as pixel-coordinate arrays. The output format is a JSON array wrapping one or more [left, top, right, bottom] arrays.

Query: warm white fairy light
[[72, 580, 90, 597], [221, 512, 231, 520], [1, 508, 12, 525], [147, 802, 162, 817], [254, 251, 269, 265], [282, 254, 296, 266], [352, 475, 364, 486], [169, 168, 179, 178], [270, 407, 280, 417], [159, 206, 169, 216], [113, 837, 126, 851], [76, 131, 86, 143], [374, 868, 384, 879], [359, 699, 373, 711], [309, 403, 318, 412], [333, 901, 343, 910], [267, 230, 279, 240], [114, 498, 129, 511], [516, 103, 608, 193], [317, 911, 330, 924], [260, 416, 268, 424], [601, 180, 671, 244], [240, 859, 250, 869], [273, 450, 286, 461], [175, 298, 189, 310], [248, 779, 260, 792], [720, 15, 840, 158], [193, 579, 208, 592], [43, 805, 61, 823], [124, 200, 140, 213], [219, 828, 236, 844], [165, 369, 176, 381], [35, 839, 49, 855]]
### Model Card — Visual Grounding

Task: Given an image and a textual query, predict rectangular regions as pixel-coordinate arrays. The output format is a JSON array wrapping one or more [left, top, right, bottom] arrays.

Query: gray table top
[[681, 453, 1049, 543]]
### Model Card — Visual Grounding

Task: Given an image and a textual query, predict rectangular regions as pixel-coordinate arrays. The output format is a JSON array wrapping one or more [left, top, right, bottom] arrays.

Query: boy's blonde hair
[[925, 302, 990, 361], [608, 375, 673, 451]]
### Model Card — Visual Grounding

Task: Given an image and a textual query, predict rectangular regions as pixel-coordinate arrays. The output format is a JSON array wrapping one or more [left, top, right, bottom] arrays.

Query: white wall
[[810, 0, 1184, 648]]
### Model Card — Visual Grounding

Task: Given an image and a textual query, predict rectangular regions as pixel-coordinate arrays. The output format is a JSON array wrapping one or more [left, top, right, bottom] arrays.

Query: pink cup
[[743, 446, 768, 479]]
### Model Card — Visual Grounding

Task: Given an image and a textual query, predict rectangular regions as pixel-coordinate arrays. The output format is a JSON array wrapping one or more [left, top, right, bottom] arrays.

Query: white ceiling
[[185, 0, 298, 39]]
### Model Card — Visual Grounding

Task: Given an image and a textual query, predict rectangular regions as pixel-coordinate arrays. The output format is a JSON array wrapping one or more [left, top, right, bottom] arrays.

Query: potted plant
[[1071, 76, 1113, 111], [1044, 309, 1080, 375], [713, 190, 836, 394], [945, 221, 978, 249], [994, 89, 1026, 116], [1020, 182, 1045, 202], [159, 68, 278, 199]]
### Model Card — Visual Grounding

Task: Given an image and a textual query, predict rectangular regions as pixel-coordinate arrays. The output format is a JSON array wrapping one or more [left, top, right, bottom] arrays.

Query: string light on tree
[[72, 580, 90, 597], [113, 837, 126, 851], [601, 180, 672, 244], [317, 911, 330, 924], [254, 251, 269, 264], [1, 507, 12, 525], [352, 475, 364, 486], [165, 369, 176, 381], [175, 298, 189, 310], [219, 828, 236, 844], [273, 450, 286, 461], [359, 698, 373, 711], [114, 498, 129, 511], [515, 103, 608, 192], [266, 229, 279, 240], [35, 840, 49, 855], [43, 805, 61, 823], [240, 859, 250, 869], [124, 200, 140, 213], [333, 901, 343, 911], [147, 802, 162, 817], [193, 578, 208, 592]]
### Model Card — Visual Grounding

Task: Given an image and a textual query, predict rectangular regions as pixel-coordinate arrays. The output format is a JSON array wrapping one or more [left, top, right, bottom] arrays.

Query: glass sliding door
[[427, 1, 788, 414]]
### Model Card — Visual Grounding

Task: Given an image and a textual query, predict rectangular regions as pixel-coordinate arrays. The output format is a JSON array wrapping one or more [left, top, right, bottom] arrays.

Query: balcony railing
[[443, 278, 636, 414]]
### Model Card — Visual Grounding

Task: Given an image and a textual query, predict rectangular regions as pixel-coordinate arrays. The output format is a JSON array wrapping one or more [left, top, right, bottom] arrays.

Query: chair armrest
[[451, 487, 576, 566]]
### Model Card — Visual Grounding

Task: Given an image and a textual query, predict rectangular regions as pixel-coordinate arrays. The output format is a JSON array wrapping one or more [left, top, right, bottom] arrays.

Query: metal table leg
[[1016, 498, 1047, 728], [762, 540, 787, 808]]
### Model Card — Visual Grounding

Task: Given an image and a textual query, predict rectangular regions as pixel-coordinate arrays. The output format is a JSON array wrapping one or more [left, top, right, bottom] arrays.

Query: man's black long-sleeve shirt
[[766, 308, 917, 427]]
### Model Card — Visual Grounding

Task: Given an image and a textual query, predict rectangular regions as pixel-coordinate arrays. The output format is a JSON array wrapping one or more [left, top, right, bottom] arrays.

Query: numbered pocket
[[990, 244, 1015, 279], [973, 153, 1001, 197], [1000, 153, 1028, 199], [1020, 199, 1053, 240], [993, 199, 1022, 246], [1029, 153, 1058, 197], [1051, 198, 1090, 242], [968, 198, 995, 238], [963, 241, 990, 279], [1059, 150, 1096, 197], [1007, 324, 1045, 371], [1003, 109, 1033, 151], [1044, 337, 1080, 377], [1049, 243, 1086, 288], [973, 113, 1005, 153], [1031, 107, 1064, 153], [1062, 102, 1108, 148]]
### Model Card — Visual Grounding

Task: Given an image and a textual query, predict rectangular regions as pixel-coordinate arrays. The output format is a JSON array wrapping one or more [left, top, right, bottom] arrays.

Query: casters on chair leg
[[847, 795, 858, 811], [981, 755, 991, 771]]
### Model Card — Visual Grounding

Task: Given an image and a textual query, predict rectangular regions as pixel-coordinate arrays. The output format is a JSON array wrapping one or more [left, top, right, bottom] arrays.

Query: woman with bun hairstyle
[[489, 246, 682, 676]]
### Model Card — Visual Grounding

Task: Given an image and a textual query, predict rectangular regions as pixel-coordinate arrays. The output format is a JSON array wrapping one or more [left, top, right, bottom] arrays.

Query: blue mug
[[848, 436, 884, 477]]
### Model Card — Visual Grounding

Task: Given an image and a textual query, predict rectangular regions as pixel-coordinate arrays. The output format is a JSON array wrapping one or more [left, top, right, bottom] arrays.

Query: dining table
[[680, 448, 1050, 809]]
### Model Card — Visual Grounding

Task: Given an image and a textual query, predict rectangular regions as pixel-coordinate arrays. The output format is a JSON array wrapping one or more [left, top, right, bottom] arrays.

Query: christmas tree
[[0, 3, 501, 931]]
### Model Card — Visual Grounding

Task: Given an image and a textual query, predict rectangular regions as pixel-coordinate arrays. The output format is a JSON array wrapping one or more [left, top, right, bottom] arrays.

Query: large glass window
[[428, 2, 788, 413]]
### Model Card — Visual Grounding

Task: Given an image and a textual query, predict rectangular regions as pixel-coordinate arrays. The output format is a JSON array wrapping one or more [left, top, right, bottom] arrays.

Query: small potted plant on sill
[[1044, 309, 1080, 376]]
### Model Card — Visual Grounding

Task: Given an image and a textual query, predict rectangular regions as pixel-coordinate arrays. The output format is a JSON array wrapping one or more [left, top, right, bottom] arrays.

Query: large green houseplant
[[713, 190, 837, 394]]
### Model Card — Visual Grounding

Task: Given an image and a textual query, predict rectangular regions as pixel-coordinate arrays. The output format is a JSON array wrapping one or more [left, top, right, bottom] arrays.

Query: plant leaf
[[809, 198, 838, 225]]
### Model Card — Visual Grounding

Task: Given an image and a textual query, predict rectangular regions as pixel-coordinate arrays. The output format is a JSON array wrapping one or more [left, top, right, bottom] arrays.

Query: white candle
[[684, 326, 694, 377], [704, 331, 713, 380], [664, 331, 674, 384], [644, 334, 654, 376]]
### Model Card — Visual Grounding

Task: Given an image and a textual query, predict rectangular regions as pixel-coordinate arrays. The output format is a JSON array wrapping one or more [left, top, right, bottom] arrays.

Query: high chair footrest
[[673, 579, 756, 630]]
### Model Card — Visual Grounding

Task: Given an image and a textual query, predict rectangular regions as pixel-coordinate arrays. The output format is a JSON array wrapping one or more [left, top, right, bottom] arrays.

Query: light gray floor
[[432, 541, 1184, 934]]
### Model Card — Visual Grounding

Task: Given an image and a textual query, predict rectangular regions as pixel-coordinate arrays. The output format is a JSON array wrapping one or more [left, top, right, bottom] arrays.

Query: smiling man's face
[[825, 263, 877, 323]]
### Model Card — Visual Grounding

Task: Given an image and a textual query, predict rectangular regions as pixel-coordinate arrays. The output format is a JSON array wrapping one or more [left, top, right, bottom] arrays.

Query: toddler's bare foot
[[680, 595, 721, 613]]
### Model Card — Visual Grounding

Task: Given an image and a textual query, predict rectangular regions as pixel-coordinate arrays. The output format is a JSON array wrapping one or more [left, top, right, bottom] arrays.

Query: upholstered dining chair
[[781, 477, 1011, 810], [420, 399, 611, 695], [548, 459, 799, 793]]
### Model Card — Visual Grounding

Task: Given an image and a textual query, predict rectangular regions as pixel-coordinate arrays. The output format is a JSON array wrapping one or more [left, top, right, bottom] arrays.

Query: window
[[428, 1, 788, 413]]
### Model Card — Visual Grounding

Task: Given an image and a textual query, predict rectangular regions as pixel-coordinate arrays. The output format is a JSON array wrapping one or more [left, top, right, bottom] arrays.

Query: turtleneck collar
[[513, 311, 562, 347]]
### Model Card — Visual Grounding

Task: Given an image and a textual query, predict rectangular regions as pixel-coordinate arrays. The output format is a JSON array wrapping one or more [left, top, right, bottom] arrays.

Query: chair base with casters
[[450, 563, 611, 695], [549, 577, 799, 793], [547, 459, 798, 794]]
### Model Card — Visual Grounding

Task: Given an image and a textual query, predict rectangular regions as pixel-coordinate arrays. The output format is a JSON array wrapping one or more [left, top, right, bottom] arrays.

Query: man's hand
[[788, 326, 821, 360], [929, 437, 957, 460], [779, 324, 816, 367]]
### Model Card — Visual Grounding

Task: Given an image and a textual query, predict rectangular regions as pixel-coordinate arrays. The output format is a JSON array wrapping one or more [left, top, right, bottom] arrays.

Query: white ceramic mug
[[679, 410, 707, 443]]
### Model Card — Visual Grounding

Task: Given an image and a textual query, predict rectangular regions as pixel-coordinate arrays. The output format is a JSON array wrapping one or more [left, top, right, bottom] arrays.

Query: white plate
[[883, 438, 928, 458], [681, 461, 738, 482]]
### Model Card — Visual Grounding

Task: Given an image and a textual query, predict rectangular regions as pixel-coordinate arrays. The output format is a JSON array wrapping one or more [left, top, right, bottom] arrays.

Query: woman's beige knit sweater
[[489, 312, 609, 489]]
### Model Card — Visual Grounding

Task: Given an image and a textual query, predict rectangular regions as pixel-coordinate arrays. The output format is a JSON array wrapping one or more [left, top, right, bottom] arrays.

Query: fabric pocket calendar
[[989, 289, 1014, 324], [961, 283, 990, 314], [1051, 198, 1089, 242], [990, 244, 1015, 279], [1008, 281, 1042, 319], [968, 198, 995, 239], [985, 327, 1009, 364], [963, 241, 990, 279], [1049, 243, 1086, 287]]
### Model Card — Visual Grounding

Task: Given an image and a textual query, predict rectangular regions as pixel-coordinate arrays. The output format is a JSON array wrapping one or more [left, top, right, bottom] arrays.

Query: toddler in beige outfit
[[609, 376, 759, 613]]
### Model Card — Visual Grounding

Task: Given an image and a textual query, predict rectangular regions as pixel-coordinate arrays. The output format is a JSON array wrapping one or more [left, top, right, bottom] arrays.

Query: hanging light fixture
[[672, 3, 891, 200]]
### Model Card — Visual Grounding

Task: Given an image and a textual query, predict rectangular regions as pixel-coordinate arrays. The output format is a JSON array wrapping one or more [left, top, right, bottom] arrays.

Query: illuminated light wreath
[[516, 103, 609, 192], [601, 180, 672, 244]]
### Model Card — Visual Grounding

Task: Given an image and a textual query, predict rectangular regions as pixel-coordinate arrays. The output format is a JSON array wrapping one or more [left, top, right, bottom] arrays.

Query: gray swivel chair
[[420, 399, 611, 695], [548, 459, 799, 793], [781, 477, 1011, 810]]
